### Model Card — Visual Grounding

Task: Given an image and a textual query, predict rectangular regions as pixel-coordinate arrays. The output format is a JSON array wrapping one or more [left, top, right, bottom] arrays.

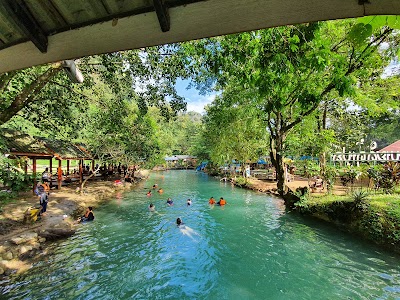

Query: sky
[[175, 79, 215, 114]]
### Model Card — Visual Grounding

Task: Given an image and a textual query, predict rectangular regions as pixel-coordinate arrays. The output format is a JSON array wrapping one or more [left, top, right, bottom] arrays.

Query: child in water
[[147, 190, 152, 196], [209, 197, 216, 205], [176, 217, 183, 226], [187, 199, 192, 206], [167, 198, 173, 206], [148, 203, 155, 212]]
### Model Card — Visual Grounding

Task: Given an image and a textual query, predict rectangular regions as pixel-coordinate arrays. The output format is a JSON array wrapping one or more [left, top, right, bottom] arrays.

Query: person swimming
[[158, 188, 163, 194], [218, 197, 227, 206], [167, 197, 174, 206], [209, 197, 216, 205], [176, 217, 183, 226], [149, 203, 155, 212], [177, 218, 200, 241], [147, 190, 152, 196], [187, 199, 192, 206], [152, 184, 158, 189]]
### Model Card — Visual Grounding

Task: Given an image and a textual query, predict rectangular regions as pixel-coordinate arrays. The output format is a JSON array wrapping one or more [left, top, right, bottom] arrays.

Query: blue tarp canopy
[[257, 159, 267, 164]]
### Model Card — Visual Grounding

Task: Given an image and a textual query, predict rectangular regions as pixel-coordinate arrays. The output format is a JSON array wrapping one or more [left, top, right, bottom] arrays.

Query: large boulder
[[38, 228, 76, 241]]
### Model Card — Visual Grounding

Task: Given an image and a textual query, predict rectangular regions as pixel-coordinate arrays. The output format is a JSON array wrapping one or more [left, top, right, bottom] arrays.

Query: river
[[1, 170, 399, 299]]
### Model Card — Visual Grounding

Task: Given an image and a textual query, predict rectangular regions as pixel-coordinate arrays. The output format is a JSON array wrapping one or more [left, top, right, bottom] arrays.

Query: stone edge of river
[[0, 176, 147, 279]]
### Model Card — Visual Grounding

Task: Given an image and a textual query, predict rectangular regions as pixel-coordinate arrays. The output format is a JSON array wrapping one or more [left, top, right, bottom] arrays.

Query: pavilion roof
[[1, 129, 92, 160], [1, 129, 52, 158], [378, 140, 400, 153], [37, 137, 92, 160]]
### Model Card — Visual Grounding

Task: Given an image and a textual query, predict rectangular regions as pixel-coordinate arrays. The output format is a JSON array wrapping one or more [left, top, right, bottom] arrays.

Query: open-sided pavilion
[[1, 129, 93, 189]]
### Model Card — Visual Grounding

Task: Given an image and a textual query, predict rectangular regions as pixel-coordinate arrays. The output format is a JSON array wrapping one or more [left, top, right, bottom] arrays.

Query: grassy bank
[[294, 188, 400, 252]]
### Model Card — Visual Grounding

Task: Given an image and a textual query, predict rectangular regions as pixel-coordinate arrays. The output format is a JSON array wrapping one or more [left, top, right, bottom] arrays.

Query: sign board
[[331, 152, 400, 162]]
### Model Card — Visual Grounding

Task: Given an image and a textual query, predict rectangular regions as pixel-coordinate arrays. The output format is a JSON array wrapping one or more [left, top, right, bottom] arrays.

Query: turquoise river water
[[1, 170, 400, 299]]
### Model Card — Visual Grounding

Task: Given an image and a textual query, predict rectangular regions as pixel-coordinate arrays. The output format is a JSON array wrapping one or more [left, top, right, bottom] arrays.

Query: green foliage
[[0, 157, 32, 191], [179, 19, 399, 194], [235, 176, 247, 186], [296, 192, 400, 248], [323, 165, 338, 192], [298, 160, 320, 179], [339, 167, 360, 187], [348, 23, 372, 46], [351, 189, 369, 204], [367, 163, 400, 194], [358, 15, 400, 30]]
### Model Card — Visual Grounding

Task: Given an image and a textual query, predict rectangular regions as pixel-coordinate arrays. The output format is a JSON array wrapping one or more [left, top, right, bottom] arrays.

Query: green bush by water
[[296, 189, 400, 250]]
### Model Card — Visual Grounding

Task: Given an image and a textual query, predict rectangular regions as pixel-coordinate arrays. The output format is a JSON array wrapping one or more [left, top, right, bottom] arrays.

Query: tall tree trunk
[[269, 130, 287, 196], [318, 102, 328, 189]]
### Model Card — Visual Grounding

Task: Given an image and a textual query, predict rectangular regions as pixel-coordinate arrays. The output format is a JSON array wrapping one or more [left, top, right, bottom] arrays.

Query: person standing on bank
[[36, 182, 50, 215], [42, 168, 50, 183]]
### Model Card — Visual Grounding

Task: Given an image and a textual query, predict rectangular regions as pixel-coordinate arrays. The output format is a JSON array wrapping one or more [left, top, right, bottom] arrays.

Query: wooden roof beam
[[4, 0, 48, 53], [153, 0, 170, 32]]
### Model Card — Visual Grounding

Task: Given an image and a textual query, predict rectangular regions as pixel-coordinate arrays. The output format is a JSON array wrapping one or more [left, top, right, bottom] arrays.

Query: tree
[[202, 90, 267, 173], [180, 19, 399, 197]]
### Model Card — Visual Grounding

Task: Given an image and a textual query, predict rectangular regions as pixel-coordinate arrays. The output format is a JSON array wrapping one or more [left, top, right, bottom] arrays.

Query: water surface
[[1, 170, 399, 299]]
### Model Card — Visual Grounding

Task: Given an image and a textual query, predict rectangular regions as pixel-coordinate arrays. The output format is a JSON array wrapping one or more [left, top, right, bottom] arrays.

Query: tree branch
[[0, 71, 17, 93], [0, 65, 62, 125]]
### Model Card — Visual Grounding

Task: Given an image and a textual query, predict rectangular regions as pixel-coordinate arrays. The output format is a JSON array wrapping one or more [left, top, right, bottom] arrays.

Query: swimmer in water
[[167, 197, 174, 206], [149, 203, 155, 212], [177, 218, 200, 241], [152, 184, 158, 189], [218, 197, 227, 206], [158, 188, 163, 194], [147, 190, 152, 196], [209, 197, 216, 205], [187, 199, 192, 206]]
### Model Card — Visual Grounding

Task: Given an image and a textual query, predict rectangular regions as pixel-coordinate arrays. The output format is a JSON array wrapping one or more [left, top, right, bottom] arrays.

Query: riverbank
[[232, 175, 400, 253], [0, 177, 145, 277]]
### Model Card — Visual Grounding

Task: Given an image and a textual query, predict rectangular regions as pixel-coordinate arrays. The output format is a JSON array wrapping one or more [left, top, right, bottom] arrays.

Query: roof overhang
[[0, 0, 399, 73]]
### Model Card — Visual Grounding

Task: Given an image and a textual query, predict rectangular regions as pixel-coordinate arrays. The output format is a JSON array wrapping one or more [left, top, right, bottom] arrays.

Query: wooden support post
[[153, 0, 170, 32], [49, 158, 53, 188], [67, 160, 70, 175], [32, 157, 37, 194], [91, 159, 95, 171], [79, 160, 83, 186], [57, 159, 62, 190]]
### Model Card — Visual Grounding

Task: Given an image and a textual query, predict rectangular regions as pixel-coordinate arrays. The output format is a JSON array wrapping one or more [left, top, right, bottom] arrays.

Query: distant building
[[378, 140, 400, 153], [164, 155, 197, 169]]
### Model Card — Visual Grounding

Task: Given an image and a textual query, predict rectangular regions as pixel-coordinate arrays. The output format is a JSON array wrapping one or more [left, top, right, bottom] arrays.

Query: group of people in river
[[145, 182, 227, 241], [208, 197, 226, 206], [147, 190, 227, 211]]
